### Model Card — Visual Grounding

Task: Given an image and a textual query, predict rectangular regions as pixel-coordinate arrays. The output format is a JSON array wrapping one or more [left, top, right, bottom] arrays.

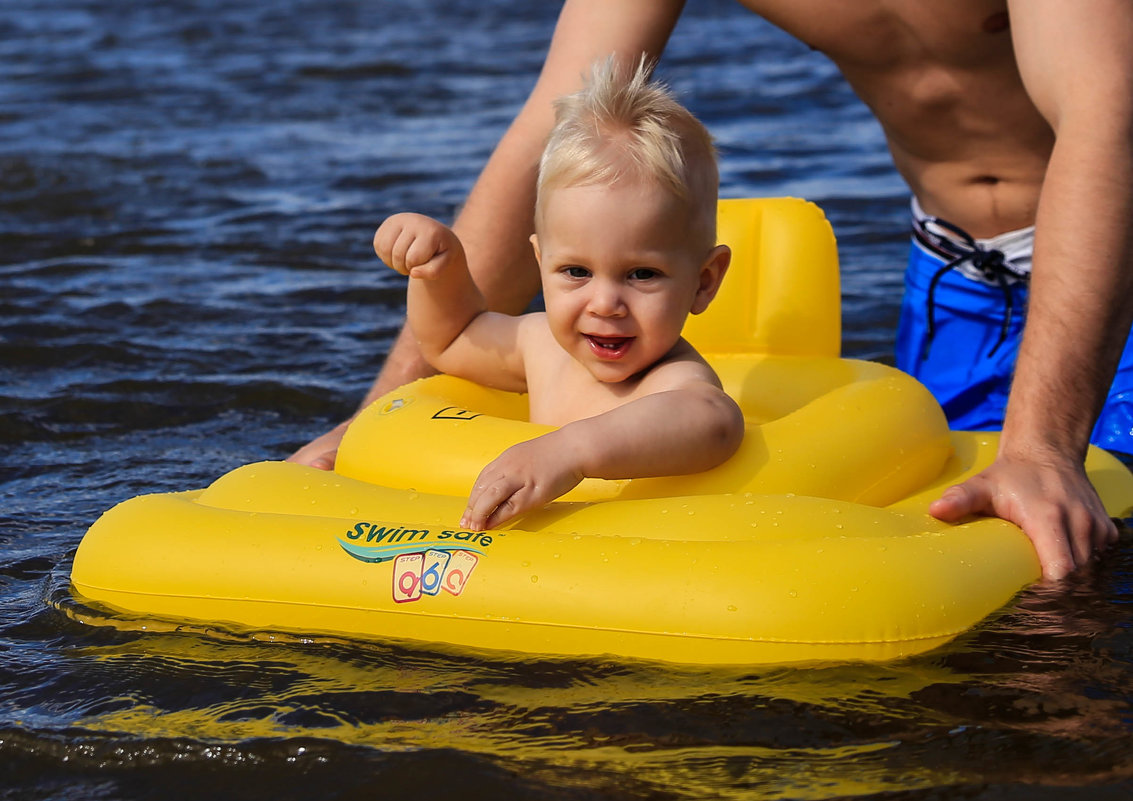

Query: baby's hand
[[461, 436, 583, 530], [373, 213, 462, 279]]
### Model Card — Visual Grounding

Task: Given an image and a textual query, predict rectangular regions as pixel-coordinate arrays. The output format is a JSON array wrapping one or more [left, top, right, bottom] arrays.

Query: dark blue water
[[2, 1, 1130, 798]]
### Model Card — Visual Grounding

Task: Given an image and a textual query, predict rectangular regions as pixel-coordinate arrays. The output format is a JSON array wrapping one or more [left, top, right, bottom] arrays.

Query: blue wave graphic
[[337, 539, 484, 564]]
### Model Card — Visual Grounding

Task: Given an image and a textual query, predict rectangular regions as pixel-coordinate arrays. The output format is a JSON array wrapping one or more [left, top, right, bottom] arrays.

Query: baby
[[374, 59, 744, 530]]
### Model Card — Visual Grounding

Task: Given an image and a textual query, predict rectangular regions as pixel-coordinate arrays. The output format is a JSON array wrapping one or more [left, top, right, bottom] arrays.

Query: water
[[1, 1, 1130, 798]]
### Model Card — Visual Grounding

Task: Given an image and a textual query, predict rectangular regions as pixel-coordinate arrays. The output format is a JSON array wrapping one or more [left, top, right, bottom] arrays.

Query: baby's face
[[532, 178, 719, 384]]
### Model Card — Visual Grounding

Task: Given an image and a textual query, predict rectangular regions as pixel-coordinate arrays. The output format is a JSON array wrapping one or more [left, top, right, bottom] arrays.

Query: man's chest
[[732, 0, 1013, 69]]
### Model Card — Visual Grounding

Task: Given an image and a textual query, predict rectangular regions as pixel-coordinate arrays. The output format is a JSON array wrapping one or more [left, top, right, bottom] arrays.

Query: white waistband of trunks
[[911, 197, 1035, 284]]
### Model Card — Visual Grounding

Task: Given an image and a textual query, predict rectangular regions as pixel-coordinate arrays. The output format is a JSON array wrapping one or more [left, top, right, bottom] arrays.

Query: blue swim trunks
[[895, 201, 1133, 456]]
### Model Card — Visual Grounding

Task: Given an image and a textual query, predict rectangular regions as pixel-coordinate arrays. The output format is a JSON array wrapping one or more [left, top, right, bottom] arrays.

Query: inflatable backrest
[[682, 197, 841, 357]]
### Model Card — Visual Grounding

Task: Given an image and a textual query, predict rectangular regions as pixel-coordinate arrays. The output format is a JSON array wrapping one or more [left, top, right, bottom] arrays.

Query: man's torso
[[733, 0, 1053, 236]]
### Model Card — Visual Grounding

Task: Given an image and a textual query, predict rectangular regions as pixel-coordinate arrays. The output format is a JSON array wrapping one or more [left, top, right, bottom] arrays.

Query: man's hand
[[286, 420, 350, 470], [461, 435, 584, 531], [929, 452, 1119, 580]]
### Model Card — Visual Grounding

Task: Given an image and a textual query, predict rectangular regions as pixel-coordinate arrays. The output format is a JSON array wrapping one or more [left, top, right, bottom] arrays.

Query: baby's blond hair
[[536, 57, 719, 248]]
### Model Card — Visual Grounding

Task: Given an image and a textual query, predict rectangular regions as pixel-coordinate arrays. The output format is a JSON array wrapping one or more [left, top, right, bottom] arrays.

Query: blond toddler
[[374, 59, 743, 529]]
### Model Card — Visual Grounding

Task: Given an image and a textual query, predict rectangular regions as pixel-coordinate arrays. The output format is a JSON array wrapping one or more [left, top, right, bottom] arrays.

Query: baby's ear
[[529, 234, 542, 265], [690, 245, 731, 315]]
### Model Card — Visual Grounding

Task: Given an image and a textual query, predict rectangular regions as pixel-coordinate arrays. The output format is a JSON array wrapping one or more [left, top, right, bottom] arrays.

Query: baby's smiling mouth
[[584, 334, 634, 360]]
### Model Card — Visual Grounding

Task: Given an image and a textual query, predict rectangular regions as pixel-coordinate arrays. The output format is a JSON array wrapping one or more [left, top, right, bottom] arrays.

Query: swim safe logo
[[338, 522, 492, 603]]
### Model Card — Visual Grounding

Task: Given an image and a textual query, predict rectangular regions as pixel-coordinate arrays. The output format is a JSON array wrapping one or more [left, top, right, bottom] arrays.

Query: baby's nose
[[588, 282, 626, 316]]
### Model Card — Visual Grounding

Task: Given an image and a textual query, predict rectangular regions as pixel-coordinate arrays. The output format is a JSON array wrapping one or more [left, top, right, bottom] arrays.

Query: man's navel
[[982, 11, 1009, 35]]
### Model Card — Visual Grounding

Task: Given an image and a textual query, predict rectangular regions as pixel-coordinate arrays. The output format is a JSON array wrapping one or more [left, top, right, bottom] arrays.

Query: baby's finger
[[388, 227, 419, 273], [461, 477, 516, 530], [372, 223, 401, 268], [483, 494, 527, 530], [405, 237, 448, 279]]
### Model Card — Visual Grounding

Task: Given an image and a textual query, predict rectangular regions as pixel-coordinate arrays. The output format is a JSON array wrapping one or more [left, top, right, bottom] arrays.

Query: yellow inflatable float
[[71, 199, 1133, 665]]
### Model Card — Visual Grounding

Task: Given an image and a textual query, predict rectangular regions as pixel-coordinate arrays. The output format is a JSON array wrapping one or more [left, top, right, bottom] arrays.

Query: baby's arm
[[461, 375, 744, 530], [374, 213, 526, 389]]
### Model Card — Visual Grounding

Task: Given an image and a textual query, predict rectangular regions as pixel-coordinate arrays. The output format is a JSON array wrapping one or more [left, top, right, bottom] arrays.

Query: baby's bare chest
[[524, 359, 639, 428]]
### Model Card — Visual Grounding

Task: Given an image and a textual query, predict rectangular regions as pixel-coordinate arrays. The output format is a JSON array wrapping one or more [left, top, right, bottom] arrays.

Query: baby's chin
[[585, 357, 667, 385]]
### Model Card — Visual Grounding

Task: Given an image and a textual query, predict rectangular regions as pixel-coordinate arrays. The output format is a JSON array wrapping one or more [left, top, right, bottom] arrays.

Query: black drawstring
[[918, 216, 1017, 362]]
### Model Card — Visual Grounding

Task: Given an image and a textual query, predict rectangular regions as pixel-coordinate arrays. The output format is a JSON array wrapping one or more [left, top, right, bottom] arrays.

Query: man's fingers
[[1029, 514, 1076, 581], [287, 425, 346, 470], [928, 480, 988, 522], [1068, 506, 1100, 568], [1101, 516, 1120, 548]]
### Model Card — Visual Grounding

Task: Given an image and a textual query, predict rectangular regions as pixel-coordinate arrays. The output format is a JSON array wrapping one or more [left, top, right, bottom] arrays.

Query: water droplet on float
[[788, 590, 798, 598], [530, 575, 538, 583], [727, 605, 737, 612]]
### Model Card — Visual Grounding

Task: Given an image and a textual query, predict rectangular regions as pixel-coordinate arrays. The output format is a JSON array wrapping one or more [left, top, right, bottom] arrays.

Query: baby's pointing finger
[[461, 478, 512, 531]]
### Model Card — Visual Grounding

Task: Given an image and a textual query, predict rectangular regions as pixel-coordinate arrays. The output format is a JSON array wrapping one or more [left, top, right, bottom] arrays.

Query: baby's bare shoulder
[[638, 340, 723, 393]]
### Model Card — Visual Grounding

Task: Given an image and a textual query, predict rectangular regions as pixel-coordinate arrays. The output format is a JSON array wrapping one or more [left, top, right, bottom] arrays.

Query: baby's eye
[[564, 265, 590, 278], [629, 267, 659, 281]]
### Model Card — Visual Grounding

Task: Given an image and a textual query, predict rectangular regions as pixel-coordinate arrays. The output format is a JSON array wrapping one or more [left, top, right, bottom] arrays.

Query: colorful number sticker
[[392, 553, 424, 603], [420, 549, 452, 597], [442, 550, 479, 596]]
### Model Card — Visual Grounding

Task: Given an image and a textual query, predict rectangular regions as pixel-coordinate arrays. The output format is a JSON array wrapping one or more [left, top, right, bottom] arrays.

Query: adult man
[[291, 0, 1133, 580]]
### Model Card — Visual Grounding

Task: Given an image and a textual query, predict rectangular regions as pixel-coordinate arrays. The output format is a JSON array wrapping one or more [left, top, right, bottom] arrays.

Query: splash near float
[[71, 199, 1133, 665]]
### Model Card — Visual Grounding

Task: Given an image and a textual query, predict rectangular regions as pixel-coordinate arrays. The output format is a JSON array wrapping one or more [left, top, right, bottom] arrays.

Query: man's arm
[[288, 0, 686, 469], [930, 0, 1133, 579], [461, 381, 745, 530]]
